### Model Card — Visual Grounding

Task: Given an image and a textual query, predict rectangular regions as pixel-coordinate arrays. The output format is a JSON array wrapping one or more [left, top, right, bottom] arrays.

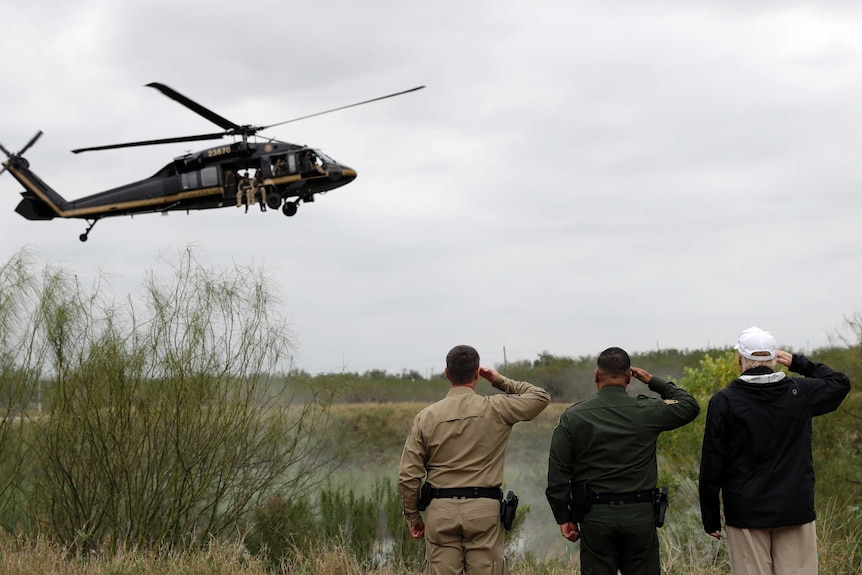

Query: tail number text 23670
[[207, 146, 232, 158]]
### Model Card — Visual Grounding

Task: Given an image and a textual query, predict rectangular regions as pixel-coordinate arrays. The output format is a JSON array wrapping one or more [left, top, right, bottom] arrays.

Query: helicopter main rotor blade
[[0, 142, 11, 157], [262, 85, 426, 129], [18, 130, 43, 156], [72, 132, 226, 154], [146, 82, 242, 132]]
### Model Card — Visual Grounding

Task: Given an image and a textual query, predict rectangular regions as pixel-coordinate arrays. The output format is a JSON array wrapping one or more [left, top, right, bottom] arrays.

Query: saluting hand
[[630, 367, 652, 384], [775, 350, 793, 368], [479, 367, 503, 386]]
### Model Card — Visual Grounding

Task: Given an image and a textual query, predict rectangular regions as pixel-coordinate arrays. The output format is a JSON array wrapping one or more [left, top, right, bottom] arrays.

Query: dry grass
[[0, 535, 270, 575], [0, 528, 859, 575]]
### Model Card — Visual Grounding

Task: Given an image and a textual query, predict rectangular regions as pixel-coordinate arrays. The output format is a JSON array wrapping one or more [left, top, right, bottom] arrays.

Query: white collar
[[740, 372, 786, 384]]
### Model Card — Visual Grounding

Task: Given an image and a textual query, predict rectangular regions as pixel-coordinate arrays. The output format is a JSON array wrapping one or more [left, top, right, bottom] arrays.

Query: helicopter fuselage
[[8, 141, 356, 223]]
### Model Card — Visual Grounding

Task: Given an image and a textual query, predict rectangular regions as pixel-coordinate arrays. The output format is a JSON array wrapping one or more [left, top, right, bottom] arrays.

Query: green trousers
[[579, 502, 660, 575]]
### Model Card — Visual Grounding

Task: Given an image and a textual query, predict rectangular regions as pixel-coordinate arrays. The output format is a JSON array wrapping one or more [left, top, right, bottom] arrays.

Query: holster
[[500, 490, 519, 531], [417, 481, 433, 512], [653, 486, 669, 527], [569, 481, 592, 523]]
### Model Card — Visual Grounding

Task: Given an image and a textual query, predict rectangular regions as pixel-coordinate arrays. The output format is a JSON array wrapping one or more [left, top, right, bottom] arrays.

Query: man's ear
[[594, 369, 600, 385], [445, 367, 451, 383]]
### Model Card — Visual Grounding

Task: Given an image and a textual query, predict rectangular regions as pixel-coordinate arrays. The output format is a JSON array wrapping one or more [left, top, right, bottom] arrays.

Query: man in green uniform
[[398, 344, 550, 575], [546, 347, 699, 575]]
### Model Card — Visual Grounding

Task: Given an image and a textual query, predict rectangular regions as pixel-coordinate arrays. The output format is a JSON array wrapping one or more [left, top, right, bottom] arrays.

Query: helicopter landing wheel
[[266, 192, 282, 211], [282, 201, 298, 217], [79, 219, 99, 242]]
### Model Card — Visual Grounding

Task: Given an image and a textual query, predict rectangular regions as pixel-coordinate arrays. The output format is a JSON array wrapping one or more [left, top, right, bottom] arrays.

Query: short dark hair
[[446, 345, 480, 384], [597, 347, 630, 376]]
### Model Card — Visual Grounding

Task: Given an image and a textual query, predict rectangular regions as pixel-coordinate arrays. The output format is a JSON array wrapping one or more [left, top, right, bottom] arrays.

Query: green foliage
[[284, 370, 450, 404], [502, 353, 595, 402], [328, 403, 423, 467], [247, 478, 424, 569], [246, 477, 532, 570], [319, 487, 379, 564], [245, 495, 321, 564], [0, 248, 336, 552], [379, 478, 425, 570], [286, 347, 720, 405], [817, 498, 862, 574], [656, 349, 738, 478]]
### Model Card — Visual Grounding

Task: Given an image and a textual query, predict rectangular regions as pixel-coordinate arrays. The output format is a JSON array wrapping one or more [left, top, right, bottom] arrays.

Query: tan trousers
[[423, 498, 506, 575], [726, 522, 817, 575]]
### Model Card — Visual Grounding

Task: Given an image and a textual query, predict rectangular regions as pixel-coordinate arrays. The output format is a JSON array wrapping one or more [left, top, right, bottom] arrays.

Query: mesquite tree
[[0, 247, 334, 551]]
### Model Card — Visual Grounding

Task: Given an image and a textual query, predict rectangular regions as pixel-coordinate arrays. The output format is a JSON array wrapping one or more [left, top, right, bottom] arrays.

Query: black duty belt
[[431, 487, 503, 500], [591, 489, 655, 505]]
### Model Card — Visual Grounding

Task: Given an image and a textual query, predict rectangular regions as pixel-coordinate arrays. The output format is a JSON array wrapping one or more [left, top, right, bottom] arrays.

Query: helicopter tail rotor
[[18, 131, 43, 157], [0, 141, 11, 176], [0, 131, 42, 176]]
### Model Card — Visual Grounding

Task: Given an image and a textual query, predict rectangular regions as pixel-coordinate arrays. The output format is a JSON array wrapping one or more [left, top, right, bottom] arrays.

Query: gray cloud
[[2, 0, 862, 374]]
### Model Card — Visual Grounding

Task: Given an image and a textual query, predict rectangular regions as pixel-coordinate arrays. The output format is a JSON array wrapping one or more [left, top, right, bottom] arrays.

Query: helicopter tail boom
[[2, 140, 71, 220], [8, 161, 71, 219]]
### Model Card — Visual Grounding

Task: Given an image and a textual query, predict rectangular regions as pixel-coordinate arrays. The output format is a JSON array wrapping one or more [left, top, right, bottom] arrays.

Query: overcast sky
[[2, 1, 861, 376]]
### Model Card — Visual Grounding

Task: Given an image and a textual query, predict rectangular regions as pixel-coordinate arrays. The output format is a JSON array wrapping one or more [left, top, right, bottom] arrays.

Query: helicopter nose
[[341, 166, 357, 182]]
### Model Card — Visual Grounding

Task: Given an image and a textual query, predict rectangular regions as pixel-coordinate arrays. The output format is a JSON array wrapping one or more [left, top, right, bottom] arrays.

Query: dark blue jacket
[[699, 355, 850, 533]]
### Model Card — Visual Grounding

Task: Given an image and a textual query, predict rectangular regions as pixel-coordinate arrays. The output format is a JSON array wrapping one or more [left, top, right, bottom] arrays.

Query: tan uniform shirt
[[398, 377, 550, 526]]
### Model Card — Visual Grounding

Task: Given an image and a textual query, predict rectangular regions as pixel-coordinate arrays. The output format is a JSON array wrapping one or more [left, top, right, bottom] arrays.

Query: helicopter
[[1, 82, 425, 241]]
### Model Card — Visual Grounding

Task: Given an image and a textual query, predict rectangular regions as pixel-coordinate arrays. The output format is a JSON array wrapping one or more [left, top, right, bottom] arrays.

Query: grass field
[[1, 393, 859, 574]]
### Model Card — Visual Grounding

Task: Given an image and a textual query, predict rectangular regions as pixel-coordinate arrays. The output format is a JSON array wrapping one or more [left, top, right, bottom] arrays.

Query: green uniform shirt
[[546, 377, 699, 524]]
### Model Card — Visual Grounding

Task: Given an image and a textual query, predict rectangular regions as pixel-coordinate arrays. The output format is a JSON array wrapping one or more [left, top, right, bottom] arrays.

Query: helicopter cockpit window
[[314, 150, 335, 165]]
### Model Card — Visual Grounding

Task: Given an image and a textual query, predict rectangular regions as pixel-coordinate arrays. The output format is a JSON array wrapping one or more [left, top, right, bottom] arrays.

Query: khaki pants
[[423, 498, 506, 575], [726, 522, 817, 575]]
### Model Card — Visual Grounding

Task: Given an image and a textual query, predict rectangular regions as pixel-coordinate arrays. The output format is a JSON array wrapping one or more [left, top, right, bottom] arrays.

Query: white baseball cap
[[735, 326, 777, 361]]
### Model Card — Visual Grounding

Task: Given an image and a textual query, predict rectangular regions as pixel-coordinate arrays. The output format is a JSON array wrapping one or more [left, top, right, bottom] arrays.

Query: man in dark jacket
[[699, 326, 851, 575]]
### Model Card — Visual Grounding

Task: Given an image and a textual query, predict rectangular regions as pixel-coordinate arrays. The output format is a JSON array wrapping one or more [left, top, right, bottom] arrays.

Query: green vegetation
[[0, 248, 859, 573], [0, 248, 336, 552]]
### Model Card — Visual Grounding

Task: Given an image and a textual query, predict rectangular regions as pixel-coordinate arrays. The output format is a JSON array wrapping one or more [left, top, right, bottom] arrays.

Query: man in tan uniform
[[398, 345, 550, 575], [237, 172, 253, 212]]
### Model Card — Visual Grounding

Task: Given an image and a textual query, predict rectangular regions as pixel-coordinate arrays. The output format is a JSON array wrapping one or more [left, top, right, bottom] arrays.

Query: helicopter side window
[[273, 156, 288, 176], [180, 168, 218, 190], [288, 153, 296, 173], [181, 172, 197, 190], [200, 166, 218, 187]]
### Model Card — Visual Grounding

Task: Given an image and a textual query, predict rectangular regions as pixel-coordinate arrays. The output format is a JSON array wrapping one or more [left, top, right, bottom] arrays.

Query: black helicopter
[[1, 82, 424, 241]]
